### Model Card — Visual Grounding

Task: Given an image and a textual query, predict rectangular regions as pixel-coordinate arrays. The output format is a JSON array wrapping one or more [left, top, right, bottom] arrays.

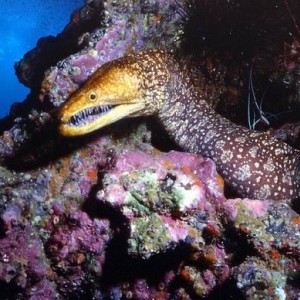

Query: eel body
[[58, 49, 300, 200]]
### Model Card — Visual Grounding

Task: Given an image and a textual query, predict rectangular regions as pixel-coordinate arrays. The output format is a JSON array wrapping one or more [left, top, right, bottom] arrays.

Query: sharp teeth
[[67, 105, 114, 127]]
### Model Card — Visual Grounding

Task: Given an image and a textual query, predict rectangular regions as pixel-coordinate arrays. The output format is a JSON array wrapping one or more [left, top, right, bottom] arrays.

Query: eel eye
[[89, 92, 97, 101]]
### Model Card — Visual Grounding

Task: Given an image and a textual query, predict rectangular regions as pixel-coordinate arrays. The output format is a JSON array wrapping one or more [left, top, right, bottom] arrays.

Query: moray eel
[[58, 49, 300, 200]]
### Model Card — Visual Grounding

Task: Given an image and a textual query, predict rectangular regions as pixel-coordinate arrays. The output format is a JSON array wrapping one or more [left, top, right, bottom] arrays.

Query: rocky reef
[[1, 0, 300, 299]]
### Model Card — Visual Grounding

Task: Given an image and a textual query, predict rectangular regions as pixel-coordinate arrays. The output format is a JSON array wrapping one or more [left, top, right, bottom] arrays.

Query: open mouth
[[59, 101, 144, 136], [67, 105, 114, 127]]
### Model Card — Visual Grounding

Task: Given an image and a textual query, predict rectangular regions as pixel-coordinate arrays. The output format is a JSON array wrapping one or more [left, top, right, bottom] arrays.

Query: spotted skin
[[58, 49, 300, 200]]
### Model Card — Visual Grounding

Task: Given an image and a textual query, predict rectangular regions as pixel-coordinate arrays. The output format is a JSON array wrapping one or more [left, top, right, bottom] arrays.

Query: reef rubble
[[1, 0, 300, 299]]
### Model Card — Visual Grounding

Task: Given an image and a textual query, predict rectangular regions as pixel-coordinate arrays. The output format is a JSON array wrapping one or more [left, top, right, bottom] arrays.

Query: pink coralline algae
[[0, 222, 55, 299], [1, 126, 300, 298], [93, 149, 229, 297], [46, 209, 111, 297], [96, 150, 225, 259], [89, 147, 300, 298], [39, 0, 180, 107]]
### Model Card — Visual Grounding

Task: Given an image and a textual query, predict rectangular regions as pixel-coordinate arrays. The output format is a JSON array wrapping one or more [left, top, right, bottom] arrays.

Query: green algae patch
[[128, 213, 172, 259], [232, 201, 269, 240], [122, 169, 186, 216]]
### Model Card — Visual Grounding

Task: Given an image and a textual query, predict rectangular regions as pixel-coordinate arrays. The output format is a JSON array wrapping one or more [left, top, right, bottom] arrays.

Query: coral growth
[[96, 150, 225, 260], [1, 127, 300, 298]]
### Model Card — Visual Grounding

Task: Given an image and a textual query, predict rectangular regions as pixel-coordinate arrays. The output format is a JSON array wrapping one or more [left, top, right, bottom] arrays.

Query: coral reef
[[0, 0, 300, 299], [1, 121, 300, 298], [96, 150, 225, 260]]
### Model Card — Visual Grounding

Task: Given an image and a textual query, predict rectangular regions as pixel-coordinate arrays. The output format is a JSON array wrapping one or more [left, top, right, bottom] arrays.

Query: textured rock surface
[[96, 150, 225, 260], [39, 0, 180, 107], [1, 120, 300, 298], [1, 0, 300, 299]]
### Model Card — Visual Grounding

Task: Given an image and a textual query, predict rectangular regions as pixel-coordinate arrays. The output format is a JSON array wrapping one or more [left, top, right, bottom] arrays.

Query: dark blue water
[[0, 0, 84, 119]]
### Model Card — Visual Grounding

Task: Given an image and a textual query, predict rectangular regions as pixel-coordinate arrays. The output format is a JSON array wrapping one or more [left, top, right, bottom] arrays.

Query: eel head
[[57, 49, 171, 136]]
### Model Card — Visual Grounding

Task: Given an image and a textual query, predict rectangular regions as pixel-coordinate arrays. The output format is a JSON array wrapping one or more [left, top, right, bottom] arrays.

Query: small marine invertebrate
[[57, 49, 300, 200], [247, 66, 271, 130], [247, 67, 291, 130]]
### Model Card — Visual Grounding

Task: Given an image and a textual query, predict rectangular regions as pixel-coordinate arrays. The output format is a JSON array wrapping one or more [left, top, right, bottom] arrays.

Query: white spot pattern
[[120, 49, 300, 200]]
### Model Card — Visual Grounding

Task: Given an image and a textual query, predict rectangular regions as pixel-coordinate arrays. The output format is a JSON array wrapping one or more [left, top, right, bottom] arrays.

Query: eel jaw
[[59, 102, 145, 136]]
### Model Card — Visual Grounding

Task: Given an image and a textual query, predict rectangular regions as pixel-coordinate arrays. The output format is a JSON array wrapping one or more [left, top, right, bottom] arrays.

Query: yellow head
[[57, 49, 172, 136]]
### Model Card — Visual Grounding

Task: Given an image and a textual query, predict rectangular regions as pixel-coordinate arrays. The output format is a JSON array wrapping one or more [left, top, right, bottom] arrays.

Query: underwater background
[[0, 0, 84, 118], [0, 1, 300, 299]]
